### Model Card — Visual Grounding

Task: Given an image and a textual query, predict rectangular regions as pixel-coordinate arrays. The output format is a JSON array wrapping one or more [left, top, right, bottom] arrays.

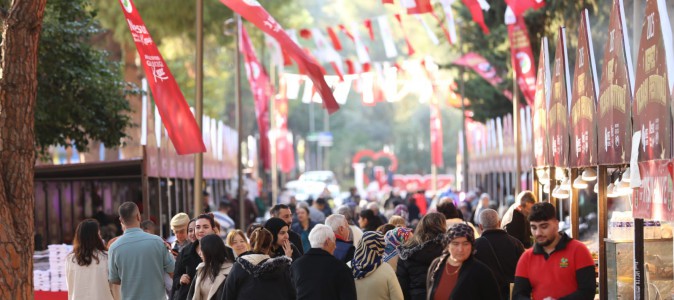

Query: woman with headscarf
[[383, 227, 414, 272], [426, 223, 501, 300], [349, 232, 404, 300], [396, 213, 446, 300], [264, 217, 302, 261]]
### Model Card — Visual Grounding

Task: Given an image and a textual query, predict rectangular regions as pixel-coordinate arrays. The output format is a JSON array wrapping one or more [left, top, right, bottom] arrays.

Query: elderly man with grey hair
[[325, 214, 356, 264], [473, 209, 525, 300], [336, 206, 363, 246], [290, 224, 357, 300]]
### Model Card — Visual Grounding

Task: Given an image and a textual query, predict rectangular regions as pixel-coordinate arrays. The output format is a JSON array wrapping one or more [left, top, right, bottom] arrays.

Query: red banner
[[240, 26, 271, 170], [407, 0, 434, 15], [507, 16, 536, 106], [632, 160, 674, 221], [118, 0, 205, 155], [453, 53, 512, 101], [533, 37, 551, 167], [549, 27, 571, 168], [430, 100, 444, 167], [276, 77, 295, 173], [461, 0, 490, 34], [219, 0, 340, 114]]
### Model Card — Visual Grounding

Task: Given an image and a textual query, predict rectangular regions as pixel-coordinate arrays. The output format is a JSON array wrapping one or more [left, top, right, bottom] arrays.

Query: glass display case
[[606, 238, 673, 299]]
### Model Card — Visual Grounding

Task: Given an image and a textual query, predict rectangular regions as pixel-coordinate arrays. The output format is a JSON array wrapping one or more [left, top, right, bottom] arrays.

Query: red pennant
[[505, 0, 545, 16], [220, 0, 340, 114], [461, 0, 490, 34], [430, 100, 444, 167], [330, 62, 345, 81], [345, 59, 356, 74], [299, 28, 312, 39], [281, 49, 292, 66], [407, 0, 434, 15], [382, 0, 394, 4], [394, 14, 415, 56], [118, 0, 205, 155], [240, 26, 271, 170], [432, 11, 454, 44], [363, 19, 375, 40], [326, 27, 342, 51], [338, 24, 355, 42], [275, 78, 296, 173]]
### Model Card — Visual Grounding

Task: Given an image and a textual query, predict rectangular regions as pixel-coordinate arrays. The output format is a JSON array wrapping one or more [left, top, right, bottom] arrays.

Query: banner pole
[[193, 0, 204, 216]]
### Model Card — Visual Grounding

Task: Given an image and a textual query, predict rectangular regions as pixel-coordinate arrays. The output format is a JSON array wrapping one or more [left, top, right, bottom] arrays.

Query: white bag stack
[[47, 244, 72, 291], [33, 270, 51, 291]]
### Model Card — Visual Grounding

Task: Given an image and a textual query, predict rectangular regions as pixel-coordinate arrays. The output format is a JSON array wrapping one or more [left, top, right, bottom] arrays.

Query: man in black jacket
[[474, 209, 525, 300], [291, 224, 356, 300], [271, 204, 304, 254], [502, 191, 535, 248]]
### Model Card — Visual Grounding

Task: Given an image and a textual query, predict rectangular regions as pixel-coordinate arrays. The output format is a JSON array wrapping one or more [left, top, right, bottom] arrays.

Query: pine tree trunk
[[0, 0, 47, 299]]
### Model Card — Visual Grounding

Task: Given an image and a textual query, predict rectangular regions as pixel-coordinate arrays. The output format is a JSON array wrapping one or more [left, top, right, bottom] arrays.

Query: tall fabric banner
[[430, 99, 444, 167], [219, 0, 340, 114], [549, 27, 571, 168], [118, 0, 205, 155], [598, 0, 634, 165], [570, 10, 600, 167], [633, 0, 674, 161], [533, 37, 551, 167], [240, 26, 271, 170], [506, 11, 536, 106], [505, 0, 545, 16], [275, 77, 296, 173]]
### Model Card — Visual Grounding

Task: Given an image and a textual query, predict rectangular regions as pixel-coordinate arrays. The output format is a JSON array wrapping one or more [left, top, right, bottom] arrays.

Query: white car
[[286, 171, 341, 202]]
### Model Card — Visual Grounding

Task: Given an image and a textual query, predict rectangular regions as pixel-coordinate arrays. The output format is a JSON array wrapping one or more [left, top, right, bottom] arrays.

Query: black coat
[[427, 254, 501, 300], [289, 230, 305, 255], [290, 248, 357, 300], [504, 209, 532, 248], [396, 237, 444, 300], [171, 241, 202, 300], [223, 254, 296, 300], [271, 243, 302, 261], [473, 229, 525, 299]]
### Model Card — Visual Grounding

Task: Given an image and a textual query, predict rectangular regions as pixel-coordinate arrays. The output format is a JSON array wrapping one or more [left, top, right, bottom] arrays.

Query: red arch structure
[[352, 150, 398, 172]]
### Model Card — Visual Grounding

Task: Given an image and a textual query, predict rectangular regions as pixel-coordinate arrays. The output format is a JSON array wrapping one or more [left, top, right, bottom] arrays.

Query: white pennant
[[301, 79, 313, 104], [361, 72, 375, 105], [415, 15, 439, 45], [439, 0, 458, 44], [310, 28, 343, 74], [377, 16, 398, 58], [350, 22, 371, 66], [264, 33, 284, 71], [333, 78, 352, 105], [285, 74, 302, 100], [141, 78, 148, 146]]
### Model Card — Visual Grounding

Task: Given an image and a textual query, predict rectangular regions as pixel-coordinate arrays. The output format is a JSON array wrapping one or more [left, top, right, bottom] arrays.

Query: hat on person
[[170, 213, 190, 230], [264, 217, 289, 245], [446, 223, 475, 244]]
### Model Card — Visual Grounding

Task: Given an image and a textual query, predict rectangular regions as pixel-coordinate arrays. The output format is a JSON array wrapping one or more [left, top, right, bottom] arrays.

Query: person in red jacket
[[413, 191, 427, 216], [512, 202, 595, 300]]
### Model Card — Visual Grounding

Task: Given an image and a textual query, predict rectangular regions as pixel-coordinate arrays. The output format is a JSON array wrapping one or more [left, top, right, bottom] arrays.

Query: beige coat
[[191, 262, 233, 300], [65, 252, 118, 300], [352, 262, 404, 300]]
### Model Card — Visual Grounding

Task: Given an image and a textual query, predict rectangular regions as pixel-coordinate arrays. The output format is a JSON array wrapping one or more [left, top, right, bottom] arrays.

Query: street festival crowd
[[65, 188, 596, 300]]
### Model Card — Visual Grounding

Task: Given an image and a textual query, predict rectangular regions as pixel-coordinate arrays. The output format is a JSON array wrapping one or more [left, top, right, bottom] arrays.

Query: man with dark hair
[[512, 202, 595, 300], [502, 190, 536, 248], [109, 202, 175, 300], [314, 198, 332, 218], [140, 220, 156, 234], [271, 204, 304, 254], [213, 200, 235, 238]]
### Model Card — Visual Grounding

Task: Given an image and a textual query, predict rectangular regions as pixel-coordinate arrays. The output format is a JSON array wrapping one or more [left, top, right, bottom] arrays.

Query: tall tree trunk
[[0, 0, 47, 299]]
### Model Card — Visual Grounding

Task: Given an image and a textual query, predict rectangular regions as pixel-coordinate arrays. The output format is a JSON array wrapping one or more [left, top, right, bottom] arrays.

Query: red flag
[[406, 0, 434, 15], [275, 77, 295, 173], [338, 24, 355, 41], [383, 0, 394, 4], [454, 53, 503, 86], [461, 0, 490, 34], [118, 0, 205, 155], [240, 26, 271, 170], [394, 14, 416, 56], [326, 27, 342, 50], [505, 0, 545, 16], [507, 15, 536, 106], [363, 19, 375, 40], [345, 59, 356, 74], [299, 28, 312, 39], [220, 0, 340, 114], [430, 99, 444, 167]]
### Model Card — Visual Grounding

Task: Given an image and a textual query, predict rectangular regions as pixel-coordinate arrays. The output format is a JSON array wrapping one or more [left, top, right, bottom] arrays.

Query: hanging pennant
[[361, 72, 375, 106], [333, 78, 352, 105], [394, 14, 416, 56], [326, 27, 342, 51], [363, 19, 375, 40], [414, 15, 439, 45], [438, 0, 458, 44], [285, 73, 302, 100], [350, 22, 372, 71], [461, 0, 490, 34], [377, 16, 398, 58]]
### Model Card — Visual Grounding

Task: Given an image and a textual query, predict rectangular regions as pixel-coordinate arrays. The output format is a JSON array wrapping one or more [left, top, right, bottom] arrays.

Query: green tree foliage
[[35, 0, 134, 153]]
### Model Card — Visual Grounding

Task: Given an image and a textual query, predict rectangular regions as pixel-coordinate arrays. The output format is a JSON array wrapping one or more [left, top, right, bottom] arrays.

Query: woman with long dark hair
[[223, 228, 295, 299], [186, 234, 234, 300], [172, 214, 231, 300], [66, 219, 117, 300], [395, 213, 446, 300]]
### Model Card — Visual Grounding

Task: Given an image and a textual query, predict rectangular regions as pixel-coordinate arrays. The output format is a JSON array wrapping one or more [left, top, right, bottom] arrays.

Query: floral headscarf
[[383, 227, 413, 262], [351, 231, 385, 279]]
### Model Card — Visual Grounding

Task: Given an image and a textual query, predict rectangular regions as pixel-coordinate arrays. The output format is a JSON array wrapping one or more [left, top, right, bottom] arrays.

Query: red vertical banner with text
[[275, 77, 296, 173], [240, 26, 271, 171], [507, 16, 537, 106], [118, 0, 205, 155], [430, 99, 444, 167]]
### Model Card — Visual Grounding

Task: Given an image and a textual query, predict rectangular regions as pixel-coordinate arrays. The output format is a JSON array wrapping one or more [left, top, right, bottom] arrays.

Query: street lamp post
[[193, 0, 204, 216]]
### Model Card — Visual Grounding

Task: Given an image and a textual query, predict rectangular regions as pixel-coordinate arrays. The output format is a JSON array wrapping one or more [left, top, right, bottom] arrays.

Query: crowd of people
[[64, 189, 596, 300]]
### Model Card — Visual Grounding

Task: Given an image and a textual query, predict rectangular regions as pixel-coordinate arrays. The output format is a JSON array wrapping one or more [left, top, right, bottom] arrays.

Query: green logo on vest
[[560, 257, 569, 268]]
